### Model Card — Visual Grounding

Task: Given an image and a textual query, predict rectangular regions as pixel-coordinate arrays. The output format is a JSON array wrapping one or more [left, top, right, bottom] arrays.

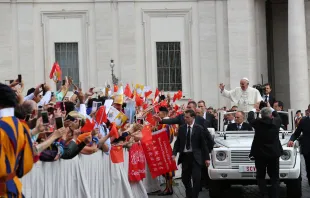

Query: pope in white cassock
[[219, 78, 263, 111]]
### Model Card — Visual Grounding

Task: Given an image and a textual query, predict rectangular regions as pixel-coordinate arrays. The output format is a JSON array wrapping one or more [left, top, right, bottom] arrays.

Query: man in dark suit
[[262, 83, 276, 107], [155, 101, 214, 190], [226, 111, 253, 131], [249, 107, 283, 198], [172, 109, 210, 198], [198, 100, 218, 130], [156, 101, 214, 152], [273, 101, 288, 130], [224, 110, 235, 125], [288, 104, 310, 185]]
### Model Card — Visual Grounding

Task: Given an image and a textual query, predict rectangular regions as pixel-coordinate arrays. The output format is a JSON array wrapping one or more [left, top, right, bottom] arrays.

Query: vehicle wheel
[[209, 180, 224, 198], [286, 173, 302, 198]]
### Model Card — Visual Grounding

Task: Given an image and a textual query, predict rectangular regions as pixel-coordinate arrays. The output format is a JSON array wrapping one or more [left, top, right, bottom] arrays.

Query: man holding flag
[[156, 106, 176, 196]]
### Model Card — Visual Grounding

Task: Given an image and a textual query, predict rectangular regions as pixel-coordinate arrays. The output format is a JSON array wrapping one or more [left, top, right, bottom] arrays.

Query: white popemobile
[[208, 109, 301, 198]]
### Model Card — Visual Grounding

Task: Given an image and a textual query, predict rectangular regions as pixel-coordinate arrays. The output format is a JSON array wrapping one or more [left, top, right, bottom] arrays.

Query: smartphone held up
[[55, 117, 64, 129], [41, 111, 49, 126]]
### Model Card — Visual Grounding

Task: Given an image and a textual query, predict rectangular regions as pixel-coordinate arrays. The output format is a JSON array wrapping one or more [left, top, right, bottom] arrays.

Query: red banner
[[128, 143, 146, 182], [142, 128, 177, 178]]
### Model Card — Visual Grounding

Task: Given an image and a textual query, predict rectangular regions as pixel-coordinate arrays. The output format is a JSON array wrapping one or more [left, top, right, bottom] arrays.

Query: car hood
[[215, 135, 290, 148]]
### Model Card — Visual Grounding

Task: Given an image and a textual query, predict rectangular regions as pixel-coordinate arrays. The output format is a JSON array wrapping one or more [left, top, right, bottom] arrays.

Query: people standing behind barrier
[[288, 104, 310, 186], [249, 107, 283, 198], [226, 111, 253, 131]]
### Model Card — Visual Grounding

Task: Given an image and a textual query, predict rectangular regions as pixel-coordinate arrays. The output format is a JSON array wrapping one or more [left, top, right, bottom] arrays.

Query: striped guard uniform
[[0, 116, 34, 198]]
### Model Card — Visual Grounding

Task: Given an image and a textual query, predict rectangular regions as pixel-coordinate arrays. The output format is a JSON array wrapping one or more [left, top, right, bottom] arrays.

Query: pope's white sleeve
[[255, 90, 263, 103], [221, 89, 235, 102]]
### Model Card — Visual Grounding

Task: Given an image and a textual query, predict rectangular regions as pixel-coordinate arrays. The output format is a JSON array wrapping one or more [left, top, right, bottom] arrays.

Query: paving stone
[[150, 156, 310, 198]]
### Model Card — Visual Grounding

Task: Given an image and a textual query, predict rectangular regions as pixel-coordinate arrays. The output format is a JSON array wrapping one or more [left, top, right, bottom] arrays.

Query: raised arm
[[289, 119, 303, 142], [219, 83, 237, 102], [160, 115, 182, 125]]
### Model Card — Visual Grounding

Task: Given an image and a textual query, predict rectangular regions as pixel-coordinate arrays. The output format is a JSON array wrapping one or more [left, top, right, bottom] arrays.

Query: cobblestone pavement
[[150, 156, 310, 198]]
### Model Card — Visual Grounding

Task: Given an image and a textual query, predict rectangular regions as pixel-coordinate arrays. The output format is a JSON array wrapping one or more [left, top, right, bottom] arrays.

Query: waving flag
[[141, 124, 152, 143], [110, 145, 124, 163], [135, 93, 143, 106], [114, 85, 118, 93], [124, 84, 132, 98], [109, 122, 119, 138], [95, 106, 107, 124], [154, 88, 159, 99], [49, 62, 62, 82], [80, 119, 95, 133], [144, 90, 152, 98]]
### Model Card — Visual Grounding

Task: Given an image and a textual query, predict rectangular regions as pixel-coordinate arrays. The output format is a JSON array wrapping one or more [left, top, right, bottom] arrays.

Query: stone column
[[288, 0, 309, 110], [227, 0, 257, 89], [216, 0, 230, 108]]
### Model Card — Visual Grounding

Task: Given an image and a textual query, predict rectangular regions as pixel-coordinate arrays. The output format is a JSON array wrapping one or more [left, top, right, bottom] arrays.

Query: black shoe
[[158, 191, 173, 196], [147, 190, 161, 195]]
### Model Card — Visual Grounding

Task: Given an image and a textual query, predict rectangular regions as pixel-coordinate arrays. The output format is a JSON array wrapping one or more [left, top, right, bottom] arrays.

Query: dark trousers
[[201, 166, 209, 188], [303, 153, 310, 182], [181, 152, 201, 198], [255, 157, 280, 198]]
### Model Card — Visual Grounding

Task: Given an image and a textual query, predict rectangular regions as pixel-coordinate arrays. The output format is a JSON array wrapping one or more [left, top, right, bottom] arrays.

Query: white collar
[[0, 108, 14, 118], [163, 116, 170, 119], [237, 122, 243, 126]]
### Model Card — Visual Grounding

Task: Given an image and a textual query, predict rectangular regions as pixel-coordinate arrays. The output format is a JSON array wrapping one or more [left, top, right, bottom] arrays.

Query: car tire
[[286, 173, 302, 198], [209, 180, 223, 198]]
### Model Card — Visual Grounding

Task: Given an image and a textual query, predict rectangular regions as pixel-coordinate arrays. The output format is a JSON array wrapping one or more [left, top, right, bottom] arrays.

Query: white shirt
[[221, 87, 262, 111], [37, 91, 52, 107], [77, 104, 87, 117], [0, 108, 14, 118], [226, 119, 235, 125], [24, 93, 35, 101], [262, 94, 270, 102], [184, 120, 194, 152], [98, 123, 111, 155]]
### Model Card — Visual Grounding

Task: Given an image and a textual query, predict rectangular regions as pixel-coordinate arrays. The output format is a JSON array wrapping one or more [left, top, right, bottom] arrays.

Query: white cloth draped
[[123, 148, 148, 198], [20, 150, 135, 198], [142, 164, 161, 193]]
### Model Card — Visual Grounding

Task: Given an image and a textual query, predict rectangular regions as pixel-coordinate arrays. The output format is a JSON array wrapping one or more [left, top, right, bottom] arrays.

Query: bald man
[[219, 78, 262, 111], [22, 100, 37, 114]]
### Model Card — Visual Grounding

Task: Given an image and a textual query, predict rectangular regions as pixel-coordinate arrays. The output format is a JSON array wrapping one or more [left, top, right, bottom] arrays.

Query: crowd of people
[[0, 76, 308, 198]]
